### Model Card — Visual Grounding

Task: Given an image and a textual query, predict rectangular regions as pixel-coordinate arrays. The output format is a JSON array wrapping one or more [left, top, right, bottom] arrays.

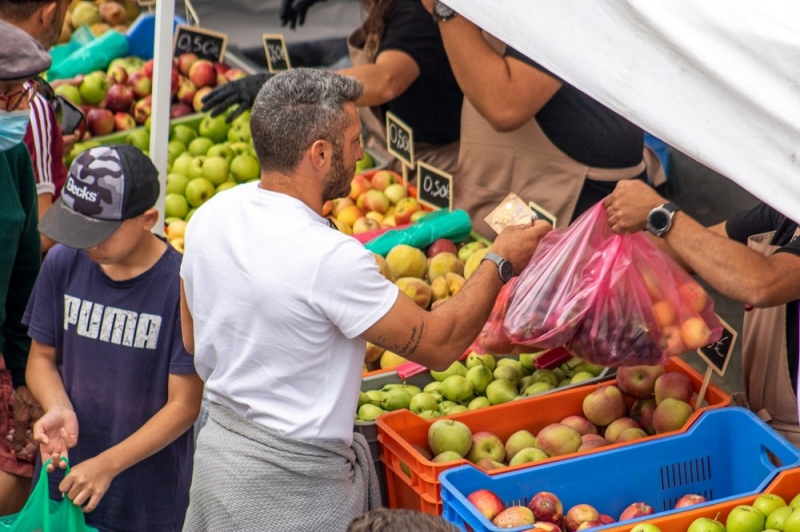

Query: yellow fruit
[[380, 351, 408, 369], [445, 273, 466, 296], [464, 248, 491, 280], [426, 252, 464, 283], [396, 277, 432, 309], [365, 342, 384, 364], [374, 254, 395, 282], [430, 276, 450, 302], [386, 244, 427, 279]]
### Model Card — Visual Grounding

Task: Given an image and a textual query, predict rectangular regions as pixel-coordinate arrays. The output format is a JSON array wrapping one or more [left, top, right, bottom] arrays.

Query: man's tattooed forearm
[[377, 319, 425, 357]]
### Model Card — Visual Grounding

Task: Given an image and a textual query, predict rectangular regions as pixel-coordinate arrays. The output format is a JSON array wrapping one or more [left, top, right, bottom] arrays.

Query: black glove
[[280, 0, 328, 29], [201, 73, 274, 123]]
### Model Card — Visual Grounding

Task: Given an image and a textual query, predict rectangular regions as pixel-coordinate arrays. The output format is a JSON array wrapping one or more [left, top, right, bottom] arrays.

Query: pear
[[430, 361, 467, 382]]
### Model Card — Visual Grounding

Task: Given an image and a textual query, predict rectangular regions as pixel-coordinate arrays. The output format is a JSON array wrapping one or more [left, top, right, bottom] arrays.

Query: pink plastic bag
[[503, 203, 612, 349], [470, 277, 526, 355]]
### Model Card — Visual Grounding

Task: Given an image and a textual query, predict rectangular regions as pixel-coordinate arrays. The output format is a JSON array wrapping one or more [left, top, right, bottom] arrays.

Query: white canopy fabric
[[447, 0, 800, 219]]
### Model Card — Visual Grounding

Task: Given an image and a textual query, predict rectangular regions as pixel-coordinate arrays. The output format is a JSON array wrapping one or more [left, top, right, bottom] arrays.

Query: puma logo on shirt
[[63, 295, 162, 349]]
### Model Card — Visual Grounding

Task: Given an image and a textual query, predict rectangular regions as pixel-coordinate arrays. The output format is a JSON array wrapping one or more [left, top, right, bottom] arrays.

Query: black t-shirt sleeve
[[726, 203, 784, 244], [504, 46, 561, 81], [379, 3, 440, 74], [776, 235, 800, 258]]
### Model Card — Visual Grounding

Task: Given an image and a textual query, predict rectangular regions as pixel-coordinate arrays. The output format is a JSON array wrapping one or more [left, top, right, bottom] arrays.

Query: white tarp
[[447, 0, 800, 219]]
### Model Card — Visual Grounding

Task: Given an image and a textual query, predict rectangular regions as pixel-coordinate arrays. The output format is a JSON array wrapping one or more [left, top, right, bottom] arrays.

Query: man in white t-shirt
[[179, 68, 550, 531]]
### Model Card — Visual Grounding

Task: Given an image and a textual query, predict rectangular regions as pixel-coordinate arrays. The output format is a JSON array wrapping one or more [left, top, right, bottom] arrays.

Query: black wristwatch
[[482, 252, 514, 283], [646, 202, 680, 237], [432, 0, 457, 23]]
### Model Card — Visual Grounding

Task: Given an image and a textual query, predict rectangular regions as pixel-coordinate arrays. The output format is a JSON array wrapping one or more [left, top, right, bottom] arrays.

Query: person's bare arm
[[420, 3, 561, 131], [36, 193, 57, 252], [338, 51, 421, 108], [605, 179, 800, 307], [180, 280, 194, 355], [362, 221, 551, 369]]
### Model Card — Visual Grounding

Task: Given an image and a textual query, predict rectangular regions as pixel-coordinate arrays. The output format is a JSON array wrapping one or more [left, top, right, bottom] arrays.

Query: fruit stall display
[[603, 467, 800, 532], [373, 358, 730, 516], [438, 408, 800, 532], [60, 0, 141, 43]]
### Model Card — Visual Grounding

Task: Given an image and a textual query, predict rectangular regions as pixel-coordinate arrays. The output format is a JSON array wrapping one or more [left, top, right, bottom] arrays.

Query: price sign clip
[[695, 315, 737, 409], [263, 34, 291, 73], [386, 111, 415, 191], [416, 161, 453, 211]]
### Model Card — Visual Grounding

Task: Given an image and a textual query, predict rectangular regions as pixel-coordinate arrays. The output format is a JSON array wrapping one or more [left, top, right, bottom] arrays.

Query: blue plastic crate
[[126, 13, 188, 61], [440, 408, 800, 532]]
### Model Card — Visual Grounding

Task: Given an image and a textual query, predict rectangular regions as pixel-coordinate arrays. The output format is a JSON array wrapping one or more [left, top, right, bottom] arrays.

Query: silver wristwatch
[[432, 0, 457, 23]]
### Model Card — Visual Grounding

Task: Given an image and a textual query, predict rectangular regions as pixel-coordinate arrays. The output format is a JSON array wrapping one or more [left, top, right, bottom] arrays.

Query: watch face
[[499, 261, 514, 282], [649, 209, 670, 232]]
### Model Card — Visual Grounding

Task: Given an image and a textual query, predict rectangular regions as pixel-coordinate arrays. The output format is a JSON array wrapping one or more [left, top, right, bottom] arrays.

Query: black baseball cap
[[40, 145, 160, 249]]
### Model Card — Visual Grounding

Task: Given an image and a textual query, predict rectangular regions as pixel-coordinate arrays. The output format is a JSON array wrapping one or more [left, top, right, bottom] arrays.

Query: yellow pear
[[464, 248, 491, 280], [380, 351, 408, 369]]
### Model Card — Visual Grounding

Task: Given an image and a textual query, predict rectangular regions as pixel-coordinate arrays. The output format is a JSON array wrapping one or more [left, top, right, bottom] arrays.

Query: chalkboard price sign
[[697, 315, 737, 376], [528, 200, 558, 228], [417, 161, 453, 211], [263, 34, 291, 73], [386, 111, 414, 169], [173, 25, 227, 63]]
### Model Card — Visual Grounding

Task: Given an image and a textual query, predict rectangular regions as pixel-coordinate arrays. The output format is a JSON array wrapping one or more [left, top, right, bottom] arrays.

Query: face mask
[[0, 110, 30, 152]]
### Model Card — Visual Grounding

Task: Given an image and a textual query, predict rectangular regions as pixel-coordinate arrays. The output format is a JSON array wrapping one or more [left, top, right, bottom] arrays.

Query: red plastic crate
[[375, 357, 731, 516]]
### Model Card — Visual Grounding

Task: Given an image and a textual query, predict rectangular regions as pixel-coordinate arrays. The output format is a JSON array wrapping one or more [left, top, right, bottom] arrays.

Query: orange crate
[[602, 467, 800, 531], [375, 357, 731, 516]]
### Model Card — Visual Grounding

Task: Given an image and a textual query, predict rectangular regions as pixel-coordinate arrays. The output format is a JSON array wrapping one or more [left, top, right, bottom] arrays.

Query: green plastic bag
[[0, 459, 98, 532], [364, 209, 473, 256], [48, 30, 130, 81]]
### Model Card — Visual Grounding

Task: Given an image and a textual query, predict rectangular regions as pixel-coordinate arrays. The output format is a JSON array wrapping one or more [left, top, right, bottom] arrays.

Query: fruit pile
[[59, 0, 140, 43], [357, 354, 604, 431], [54, 53, 246, 138]]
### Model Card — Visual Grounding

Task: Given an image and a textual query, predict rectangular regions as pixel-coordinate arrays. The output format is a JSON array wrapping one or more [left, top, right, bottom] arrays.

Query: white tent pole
[[149, 0, 176, 236]]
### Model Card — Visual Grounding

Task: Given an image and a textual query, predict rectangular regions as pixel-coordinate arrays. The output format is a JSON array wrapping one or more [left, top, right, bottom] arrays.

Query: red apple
[[189, 59, 217, 89], [214, 62, 230, 75], [104, 83, 135, 113], [394, 198, 422, 226], [678, 281, 709, 313], [113, 112, 136, 131], [654, 372, 693, 404], [527, 492, 563, 527], [675, 494, 706, 509], [531, 524, 560, 532], [619, 502, 655, 522], [630, 398, 658, 435], [560, 415, 598, 437], [177, 53, 198, 75], [225, 68, 247, 82], [86, 108, 115, 136], [133, 95, 152, 124], [128, 72, 152, 99], [565, 504, 600, 532], [217, 72, 227, 86], [493, 506, 535, 528], [107, 64, 128, 85], [467, 489, 505, 521], [427, 238, 458, 258], [577, 520, 606, 530], [193, 86, 213, 113], [143, 58, 155, 79], [176, 76, 197, 106], [474, 458, 505, 471], [616, 365, 666, 399], [599, 514, 616, 525], [170, 103, 193, 119], [170, 69, 180, 97]]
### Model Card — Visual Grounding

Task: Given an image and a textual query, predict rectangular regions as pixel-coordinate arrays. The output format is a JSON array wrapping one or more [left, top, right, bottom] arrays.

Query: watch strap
[[482, 251, 513, 283]]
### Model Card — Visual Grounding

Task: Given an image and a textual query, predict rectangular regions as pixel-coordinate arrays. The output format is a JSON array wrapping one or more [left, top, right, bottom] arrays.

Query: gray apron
[[735, 231, 800, 446], [347, 26, 460, 175]]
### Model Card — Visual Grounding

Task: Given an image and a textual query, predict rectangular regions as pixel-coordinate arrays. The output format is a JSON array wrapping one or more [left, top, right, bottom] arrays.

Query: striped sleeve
[[23, 91, 56, 196]]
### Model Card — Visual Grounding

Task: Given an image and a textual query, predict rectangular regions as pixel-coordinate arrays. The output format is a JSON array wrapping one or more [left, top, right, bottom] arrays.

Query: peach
[[386, 244, 427, 279], [348, 174, 372, 201], [373, 254, 395, 282], [337, 205, 365, 228], [371, 170, 397, 192], [680, 317, 712, 349], [427, 252, 464, 283], [395, 278, 432, 309]]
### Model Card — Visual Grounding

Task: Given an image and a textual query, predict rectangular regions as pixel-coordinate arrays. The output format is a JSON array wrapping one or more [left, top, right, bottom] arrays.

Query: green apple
[[198, 114, 230, 143], [164, 193, 189, 219], [188, 137, 214, 157], [687, 517, 726, 532], [144, 115, 152, 133], [207, 144, 235, 163], [465, 365, 493, 395], [185, 208, 197, 222], [409, 393, 438, 414], [630, 525, 661, 532], [467, 396, 491, 411], [78, 72, 109, 105], [427, 419, 472, 457], [791, 493, 800, 509], [184, 178, 216, 208], [508, 447, 547, 466], [431, 450, 462, 463], [504, 430, 537, 461], [231, 108, 251, 125], [167, 140, 186, 165], [54, 84, 82, 106], [230, 154, 261, 183], [227, 121, 251, 143], [216, 182, 237, 192], [229, 141, 251, 156], [171, 124, 197, 146], [440, 375, 474, 403], [783, 507, 800, 532], [125, 129, 150, 152], [465, 352, 496, 372], [485, 379, 517, 405], [726, 505, 766, 532], [171, 153, 194, 176], [188, 156, 206, 180], [766, 506, 793, 530], [754, 494, 788, 520], [201, 156, 230, 186], [166, 173, 191, 195], [430, 361, 467, 382]]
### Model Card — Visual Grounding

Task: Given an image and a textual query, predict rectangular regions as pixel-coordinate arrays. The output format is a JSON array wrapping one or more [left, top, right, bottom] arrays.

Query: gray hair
[[250, 68, 364, 174]]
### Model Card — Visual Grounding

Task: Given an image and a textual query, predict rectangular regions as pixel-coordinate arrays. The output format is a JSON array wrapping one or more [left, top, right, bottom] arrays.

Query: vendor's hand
[[59, 455, 115, 513], [12, 386, 43, 456], [200, 73, 273, 123], [280, 0, 327, 28], [491, 219, 552, 276], [33, 407, 78, 472], [604, 179, 667, 234], [420, 0, 435, 14]]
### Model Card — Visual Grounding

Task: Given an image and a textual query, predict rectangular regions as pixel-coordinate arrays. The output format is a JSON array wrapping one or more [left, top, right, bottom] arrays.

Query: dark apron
[[735, 231, 800, 446], [347, 27, 460, 175]]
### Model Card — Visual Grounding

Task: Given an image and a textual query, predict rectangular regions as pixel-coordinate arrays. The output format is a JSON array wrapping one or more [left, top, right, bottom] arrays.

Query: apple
[[133, 95, 152, 124], [766, 505, 794, 530], [177, 52, 198, 75], [466, 432, 505, 464], [143, 59, 155, 79], [785, 507, 800, 532], [370, 170, 396, 191], [616, 365, 665, 399], [652, 300, 678, 327], [661, 325, 687, 356], [680, 317, 713, 349], [362, 189, 390, 214], [604, 417, 642, 443], [468, 489, 505, 521], [652, 398, 693, 433], [225, 68, 247, 82], [619, 502, 655, 521], [207, 144, 234, 163], [654, 372, 693, 404], [184, 178, 216, 208], [171, 124, 198, 146], [166, 221, 188, 242], [167, 140, 187, 165], [188, 138, 215, 157], [493, 506, 535, 528], [349, 174, 372, 201], [582, 385, 627, 426], [164, 194, 190, 220], [337, 205, 366, 228], [188, 157, 207, 180], [599, 514, 616, 525], [171, 103, 193, 119], [227, 122, 252, 143], [384, 183, 408, 205], [172, 153, 194, 177], [753, 494, 787, 518], [331, 197, 355, 218], [565, 504, 600, 532], [107, 64, 128, 85], [578, 434, 609, 452], [577, 520, 605, 530], [678, 281, 709, 313], [352, 217, 381, 234], [427, 419, 472, 457], [508, 447, 548, 466], [218, 182, 238, 192], [426, 238, 458, 259], [675, 494, 707, 509], [199, 114, 231, 143], [128, 71, 152, 99], [78, 72, 108, 105], [193, 86, 214, 113], [527, 492, 563, 526], [531, 523, 561, 532], [536, 423, 581, 457], [176, 76, 197, 106], [166, 173, 191, 195], [189, 59, 218, 88], [54, 84, 82, 106], [687, 517, 726, 532], [560, 415, 598, 437], [630, 525, 661, 532], [725, 505, 766, 532], [630, 398, 658, 435], [474, 458, 505, 471], [86, 108, 114, 136], [104, 84, 134, 113], [201, 156, 230, 186], [617, 427, 648, 443], [113, 112, 136, 132]]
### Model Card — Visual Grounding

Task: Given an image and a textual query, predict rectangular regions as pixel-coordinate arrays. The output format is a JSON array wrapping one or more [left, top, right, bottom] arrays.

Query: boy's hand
[[33, 407, 78, 472], [60, 455, 115, 513]]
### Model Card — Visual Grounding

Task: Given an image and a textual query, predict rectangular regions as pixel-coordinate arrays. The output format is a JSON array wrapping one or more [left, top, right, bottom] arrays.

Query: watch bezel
[[646, 202, 679, 237], [432, 0, 456, 22]]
